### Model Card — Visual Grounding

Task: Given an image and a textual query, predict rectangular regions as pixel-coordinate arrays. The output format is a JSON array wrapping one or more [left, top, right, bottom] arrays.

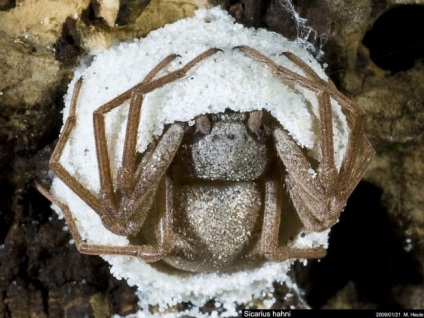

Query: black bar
[[240, 309, 424, 318]]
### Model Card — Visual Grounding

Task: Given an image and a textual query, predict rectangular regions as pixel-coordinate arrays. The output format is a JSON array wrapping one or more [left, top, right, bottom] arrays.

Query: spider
[[38, 46, 375, 272]]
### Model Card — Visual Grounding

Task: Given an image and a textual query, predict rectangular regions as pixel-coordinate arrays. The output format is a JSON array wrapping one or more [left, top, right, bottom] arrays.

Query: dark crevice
[[363, 5, 424, 73], [54, 17, 83, 66], [0, 181, 13, 244], [116, 0, 152, 27], [300, 182, 422, 308], [0, 0, 15, 11]]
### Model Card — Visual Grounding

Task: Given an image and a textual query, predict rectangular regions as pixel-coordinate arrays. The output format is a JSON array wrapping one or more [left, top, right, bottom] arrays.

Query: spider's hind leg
[[35, 176, 173, 262]]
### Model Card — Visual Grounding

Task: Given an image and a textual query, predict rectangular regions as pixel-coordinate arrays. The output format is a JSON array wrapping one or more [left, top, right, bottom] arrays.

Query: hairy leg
[[261, 166, 326, 261]]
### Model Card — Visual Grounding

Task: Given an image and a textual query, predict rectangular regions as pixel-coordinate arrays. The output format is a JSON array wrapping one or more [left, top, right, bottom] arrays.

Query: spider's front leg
[[238, 45, 374, 232], [93, 92, 187, 239], [92, 48, 221, 238], [274, 52, 374, 232], [272, 90, 372, 232], [274, 111, 373, 233]]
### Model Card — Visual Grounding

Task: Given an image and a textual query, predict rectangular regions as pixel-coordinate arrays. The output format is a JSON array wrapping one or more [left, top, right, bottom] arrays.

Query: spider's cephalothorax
[[38, 46, 375, 273]]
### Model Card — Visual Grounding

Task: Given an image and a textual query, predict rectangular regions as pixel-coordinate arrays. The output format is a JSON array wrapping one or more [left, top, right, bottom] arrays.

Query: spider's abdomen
[[163, 182, 263, 272]]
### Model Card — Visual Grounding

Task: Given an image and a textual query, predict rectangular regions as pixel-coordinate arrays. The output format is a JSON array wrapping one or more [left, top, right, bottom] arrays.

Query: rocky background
[[0, 0, 423, 316]]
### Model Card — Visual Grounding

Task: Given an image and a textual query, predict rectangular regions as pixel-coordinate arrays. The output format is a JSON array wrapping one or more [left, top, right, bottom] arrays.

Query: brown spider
[[38, 46, 374, 272]]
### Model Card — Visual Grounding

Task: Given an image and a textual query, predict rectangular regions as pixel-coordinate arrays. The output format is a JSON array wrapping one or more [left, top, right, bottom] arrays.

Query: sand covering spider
[[38, 45, 374, 272]]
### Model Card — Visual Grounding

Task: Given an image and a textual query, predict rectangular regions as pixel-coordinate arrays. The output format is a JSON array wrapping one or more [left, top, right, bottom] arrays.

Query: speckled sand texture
[[50, 7, 347, 317]]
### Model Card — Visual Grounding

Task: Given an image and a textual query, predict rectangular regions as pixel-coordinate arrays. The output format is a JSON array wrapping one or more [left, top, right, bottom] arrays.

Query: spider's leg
[[140, 174, 174, 256], [261, 166, 326, 261], [273, 126, 331, 231], [321, 91, 375, 208], [283, 49, 375, 195], [49, 78, 102, 214], [118, 48, 222, 191], [274, 110, 373, 232], [340, 137, 374, 197], [142, 54, 181, 83], [91, 49, 221, 235], [289, 138, 374, 233], [235, 46, 308, 84], [106, 120, 186, 237], [281, 51, 323, 82], [90, 48, 221, 124], [96, 48, 222, 197], [273, 112, 363, 232], [239, 45, 375, 232], [275, 54, 339, 194], [133, 48, 222, 95], [92, 95, 185, 236], [316, 91, 338, 194], [117, 52, 188, 195], [93, 106, 118, 215], [315, 86, 374, 204], [282, 95, 373, 231], [117, 49, 222, 215], [273, 126, 325, 199], [46, 79, 142, 235], [336, 108, 375, 198], [131, 122, 186, 213], [36, 181, 172, 262], [235, 45, 328, 94], [238, 46, 337, 198], [91, 53, 182, 215], [45, 49, 221, 238], [117, 91, 143, 197]]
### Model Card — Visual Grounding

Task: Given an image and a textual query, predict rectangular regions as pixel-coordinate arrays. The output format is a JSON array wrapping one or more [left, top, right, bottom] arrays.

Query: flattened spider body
[[145, 111, 271, 271], [38, 46, 374, 273]]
